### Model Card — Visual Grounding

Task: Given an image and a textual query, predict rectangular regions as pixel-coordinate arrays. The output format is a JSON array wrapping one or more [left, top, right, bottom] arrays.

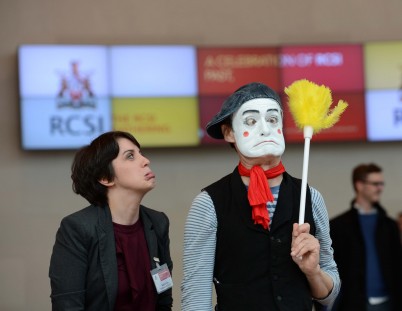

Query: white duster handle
[[299, 126, 313, 224]]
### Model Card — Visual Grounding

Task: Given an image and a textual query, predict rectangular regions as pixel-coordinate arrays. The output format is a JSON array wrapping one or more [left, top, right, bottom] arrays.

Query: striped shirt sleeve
[[181, 191, 217, 311], [309, 186, 341, 307]]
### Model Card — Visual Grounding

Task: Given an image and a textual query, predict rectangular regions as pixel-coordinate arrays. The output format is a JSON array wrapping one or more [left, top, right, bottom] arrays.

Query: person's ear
[[355, 180, 364, 192], [222, 124, 235, 143], [98, 178, 114, 187]]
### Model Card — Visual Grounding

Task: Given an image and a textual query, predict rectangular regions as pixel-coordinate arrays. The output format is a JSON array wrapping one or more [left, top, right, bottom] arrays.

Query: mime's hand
[[291, 223, 320, 276]]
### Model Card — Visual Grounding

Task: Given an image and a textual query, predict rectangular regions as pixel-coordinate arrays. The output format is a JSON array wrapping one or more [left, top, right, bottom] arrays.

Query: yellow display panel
[[364, 41, 402, 90], [113, 97, 200, 147]]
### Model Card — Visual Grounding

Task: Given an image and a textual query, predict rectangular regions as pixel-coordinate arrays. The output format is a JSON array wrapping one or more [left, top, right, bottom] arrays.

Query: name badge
[[150, 257, 173, 294]]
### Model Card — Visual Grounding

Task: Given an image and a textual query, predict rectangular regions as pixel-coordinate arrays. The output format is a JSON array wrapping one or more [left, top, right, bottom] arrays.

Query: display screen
[[364, 41, 402, 141], [280, 44, 364, 92], [18, 41, 402, 150], [365, 90, 402, 141], [18, 44, 198, 149], [19, 45, 112, 150]]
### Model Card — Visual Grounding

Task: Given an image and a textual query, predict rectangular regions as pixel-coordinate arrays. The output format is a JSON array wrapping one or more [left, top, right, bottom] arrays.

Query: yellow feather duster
[[284, 79, 348, 134]]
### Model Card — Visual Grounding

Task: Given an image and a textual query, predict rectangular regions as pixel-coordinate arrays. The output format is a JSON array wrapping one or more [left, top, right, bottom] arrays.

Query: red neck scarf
[[238, 161, 286, 230]]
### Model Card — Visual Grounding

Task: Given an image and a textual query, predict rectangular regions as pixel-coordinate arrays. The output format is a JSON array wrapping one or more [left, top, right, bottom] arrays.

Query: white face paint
[[231, 98, 285, 158]]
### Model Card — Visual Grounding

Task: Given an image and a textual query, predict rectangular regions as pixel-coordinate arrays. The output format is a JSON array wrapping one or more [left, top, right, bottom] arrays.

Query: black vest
[[204, 168, 315, 311]]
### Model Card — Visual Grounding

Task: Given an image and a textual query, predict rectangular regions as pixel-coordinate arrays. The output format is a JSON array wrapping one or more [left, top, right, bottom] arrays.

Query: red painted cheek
[[243, 131, 249, 137], [278, 129, 282, 135]]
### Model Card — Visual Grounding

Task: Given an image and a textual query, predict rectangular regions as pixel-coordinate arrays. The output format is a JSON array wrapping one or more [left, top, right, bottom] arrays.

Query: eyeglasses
[[363, 181, 385, 187]]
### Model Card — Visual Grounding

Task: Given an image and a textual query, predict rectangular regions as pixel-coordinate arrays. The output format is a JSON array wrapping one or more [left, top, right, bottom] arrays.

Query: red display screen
[[197, 47, 281, 95], [280, 44, 364, 92]]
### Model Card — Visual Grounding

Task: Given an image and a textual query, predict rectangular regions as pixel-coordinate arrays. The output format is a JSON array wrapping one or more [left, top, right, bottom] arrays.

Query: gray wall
[[1, 0, 402, 310]]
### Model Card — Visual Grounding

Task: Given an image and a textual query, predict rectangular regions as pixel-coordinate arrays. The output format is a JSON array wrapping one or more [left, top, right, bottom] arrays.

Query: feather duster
[[284, 79, 348, 224], [284, 79, 348, 135]]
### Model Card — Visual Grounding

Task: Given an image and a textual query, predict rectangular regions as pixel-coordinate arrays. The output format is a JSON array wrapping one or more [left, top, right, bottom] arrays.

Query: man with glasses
[[330, 163, 402, 311]]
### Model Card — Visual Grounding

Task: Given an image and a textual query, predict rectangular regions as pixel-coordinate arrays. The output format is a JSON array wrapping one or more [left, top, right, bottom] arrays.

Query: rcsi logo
[[57, 61, 96, 108], [50, 61, 107, 136]]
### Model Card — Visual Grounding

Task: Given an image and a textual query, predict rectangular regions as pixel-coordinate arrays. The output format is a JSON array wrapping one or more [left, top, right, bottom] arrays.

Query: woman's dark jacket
[[49, 204, 173, 311]]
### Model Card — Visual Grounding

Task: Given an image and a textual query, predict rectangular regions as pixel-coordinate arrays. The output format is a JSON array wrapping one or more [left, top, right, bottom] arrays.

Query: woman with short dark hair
[[49, 131, 173, 311]]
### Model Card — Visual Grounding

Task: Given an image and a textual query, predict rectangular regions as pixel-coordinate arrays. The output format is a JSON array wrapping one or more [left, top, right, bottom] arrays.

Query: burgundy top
[[113, 219, 156, 311]]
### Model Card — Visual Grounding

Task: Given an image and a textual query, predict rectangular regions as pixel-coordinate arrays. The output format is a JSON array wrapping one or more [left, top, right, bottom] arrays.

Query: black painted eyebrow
[[242, 108, 279, 115]]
